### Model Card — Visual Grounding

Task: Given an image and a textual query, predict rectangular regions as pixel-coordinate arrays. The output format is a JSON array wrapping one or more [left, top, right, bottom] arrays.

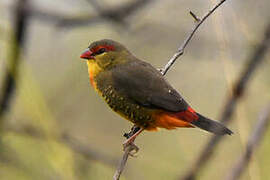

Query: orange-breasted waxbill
[[80, 39, 232, 144]]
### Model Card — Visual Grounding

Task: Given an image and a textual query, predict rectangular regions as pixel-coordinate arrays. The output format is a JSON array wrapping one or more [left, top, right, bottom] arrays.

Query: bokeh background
[[1, 0, 270, 179]]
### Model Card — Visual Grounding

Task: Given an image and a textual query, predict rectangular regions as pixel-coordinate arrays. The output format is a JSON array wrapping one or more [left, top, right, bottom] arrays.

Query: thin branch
[[181, 23, 270, 180], [58, 0, 153, 27], [26, 0, 152, 27], [226, 103, 270, 180], [114, 1, 230, 179], [1, 0, 152, 28], [113, 126, 140, 180], [28, 7, 101, 26], [4, 125, 118, 167], [113, 143, 138, 180], [189, 11, 201, 22], [61, 134, 118, 166], [160, 0, 228, 75], [0, 0, 29, 119]]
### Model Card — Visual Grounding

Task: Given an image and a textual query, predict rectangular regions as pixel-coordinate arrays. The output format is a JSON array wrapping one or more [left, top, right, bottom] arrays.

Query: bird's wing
[[111, 60, 189, 112]]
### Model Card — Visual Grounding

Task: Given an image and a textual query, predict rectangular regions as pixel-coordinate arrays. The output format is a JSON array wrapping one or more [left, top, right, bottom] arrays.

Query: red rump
[[150, 106, 199, 130], [170, 106, 199, 123]]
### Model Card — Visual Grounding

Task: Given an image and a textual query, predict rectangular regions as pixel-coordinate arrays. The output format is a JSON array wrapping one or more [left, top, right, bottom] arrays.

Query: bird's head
[[80, 39, 132, 70]]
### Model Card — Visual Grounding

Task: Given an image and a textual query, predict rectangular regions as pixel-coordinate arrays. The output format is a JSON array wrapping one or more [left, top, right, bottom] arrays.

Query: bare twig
[[83, 0, 125, 26], [0, 0, 29, 119], [226, 103, 270, 180], [160, 0, 228, 75], [113, 143, 138, 180], [113, 126, 140, 180], [62, 134, 118, 166], [27, 0, 152, 27], [181, 23, 270, 180], [58, 0, 152, 27], [114, 1, 230, 179], [189, 11, 201, 22], [2, 0, 152, 28]]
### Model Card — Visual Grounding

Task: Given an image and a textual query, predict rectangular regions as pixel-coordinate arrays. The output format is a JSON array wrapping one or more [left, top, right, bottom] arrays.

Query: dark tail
[[191, 113, 233, 135]]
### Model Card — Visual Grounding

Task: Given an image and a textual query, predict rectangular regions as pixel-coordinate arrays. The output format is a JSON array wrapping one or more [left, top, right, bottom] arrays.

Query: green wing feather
[[111, 60, 189, 112]]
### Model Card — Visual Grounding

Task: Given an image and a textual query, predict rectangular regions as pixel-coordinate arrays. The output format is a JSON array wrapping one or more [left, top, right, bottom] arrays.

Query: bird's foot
[[123, 126, 141, 139], [122, 127, 143, 147], [122, 135, 136, 150], [123, 141, 139, 157], [122, 126, 143, 156]]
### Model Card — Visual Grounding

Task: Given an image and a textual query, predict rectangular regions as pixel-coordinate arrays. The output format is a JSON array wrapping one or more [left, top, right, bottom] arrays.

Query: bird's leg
[[123, 128, 143, 146], [122, 126, 143, 153], [123, 125, 141, 139]]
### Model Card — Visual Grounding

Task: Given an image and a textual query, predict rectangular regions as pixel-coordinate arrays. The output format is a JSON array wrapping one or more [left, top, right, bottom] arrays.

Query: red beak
[[80, 49, 94, 60]]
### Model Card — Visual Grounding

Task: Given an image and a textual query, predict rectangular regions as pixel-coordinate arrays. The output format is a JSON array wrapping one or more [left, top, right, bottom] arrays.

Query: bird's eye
[[96, 48, 106, 55]]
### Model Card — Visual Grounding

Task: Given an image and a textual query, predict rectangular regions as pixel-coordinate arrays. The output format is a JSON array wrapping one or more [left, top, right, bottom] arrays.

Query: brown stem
[[26, 0, 153, 27], [0, 0, 29, 119], [113, 142, 138, 180], [161, 0, 228, 75], [113, 125, 140, 180]]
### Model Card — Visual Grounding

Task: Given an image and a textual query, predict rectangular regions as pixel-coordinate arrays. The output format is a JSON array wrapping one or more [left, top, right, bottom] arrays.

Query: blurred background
[[0, 0, 270, 179]]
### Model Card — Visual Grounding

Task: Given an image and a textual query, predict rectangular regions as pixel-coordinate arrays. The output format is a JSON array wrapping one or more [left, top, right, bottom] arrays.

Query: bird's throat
[[86, 61, 102, 89]]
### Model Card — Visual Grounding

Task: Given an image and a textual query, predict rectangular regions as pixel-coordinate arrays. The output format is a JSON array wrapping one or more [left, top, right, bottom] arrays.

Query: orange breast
[[88, 69, 95, 88], [87, 61, 100, 90]]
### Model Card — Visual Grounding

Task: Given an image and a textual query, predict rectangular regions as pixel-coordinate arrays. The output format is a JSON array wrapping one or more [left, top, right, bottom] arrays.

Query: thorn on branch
[[162, 0, 228, 76], [189, 11, 201, 22]]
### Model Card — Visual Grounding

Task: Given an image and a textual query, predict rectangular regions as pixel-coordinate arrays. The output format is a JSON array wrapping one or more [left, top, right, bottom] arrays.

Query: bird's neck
[[86, 60, 102, 89]]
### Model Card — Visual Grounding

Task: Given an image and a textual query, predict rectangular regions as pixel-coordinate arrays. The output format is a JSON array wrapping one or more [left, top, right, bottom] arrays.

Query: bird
[[80, 39, 232, 146]]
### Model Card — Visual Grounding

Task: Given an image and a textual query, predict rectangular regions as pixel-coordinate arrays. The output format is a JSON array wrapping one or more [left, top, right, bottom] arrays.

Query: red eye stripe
[[91, 45, 115, 54]]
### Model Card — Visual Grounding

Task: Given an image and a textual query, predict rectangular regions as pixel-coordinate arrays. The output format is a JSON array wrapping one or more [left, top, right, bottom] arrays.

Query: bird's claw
[[122, 139, 133, 150], [129, 145, 139, 157], [123, 142, 139, 157]]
